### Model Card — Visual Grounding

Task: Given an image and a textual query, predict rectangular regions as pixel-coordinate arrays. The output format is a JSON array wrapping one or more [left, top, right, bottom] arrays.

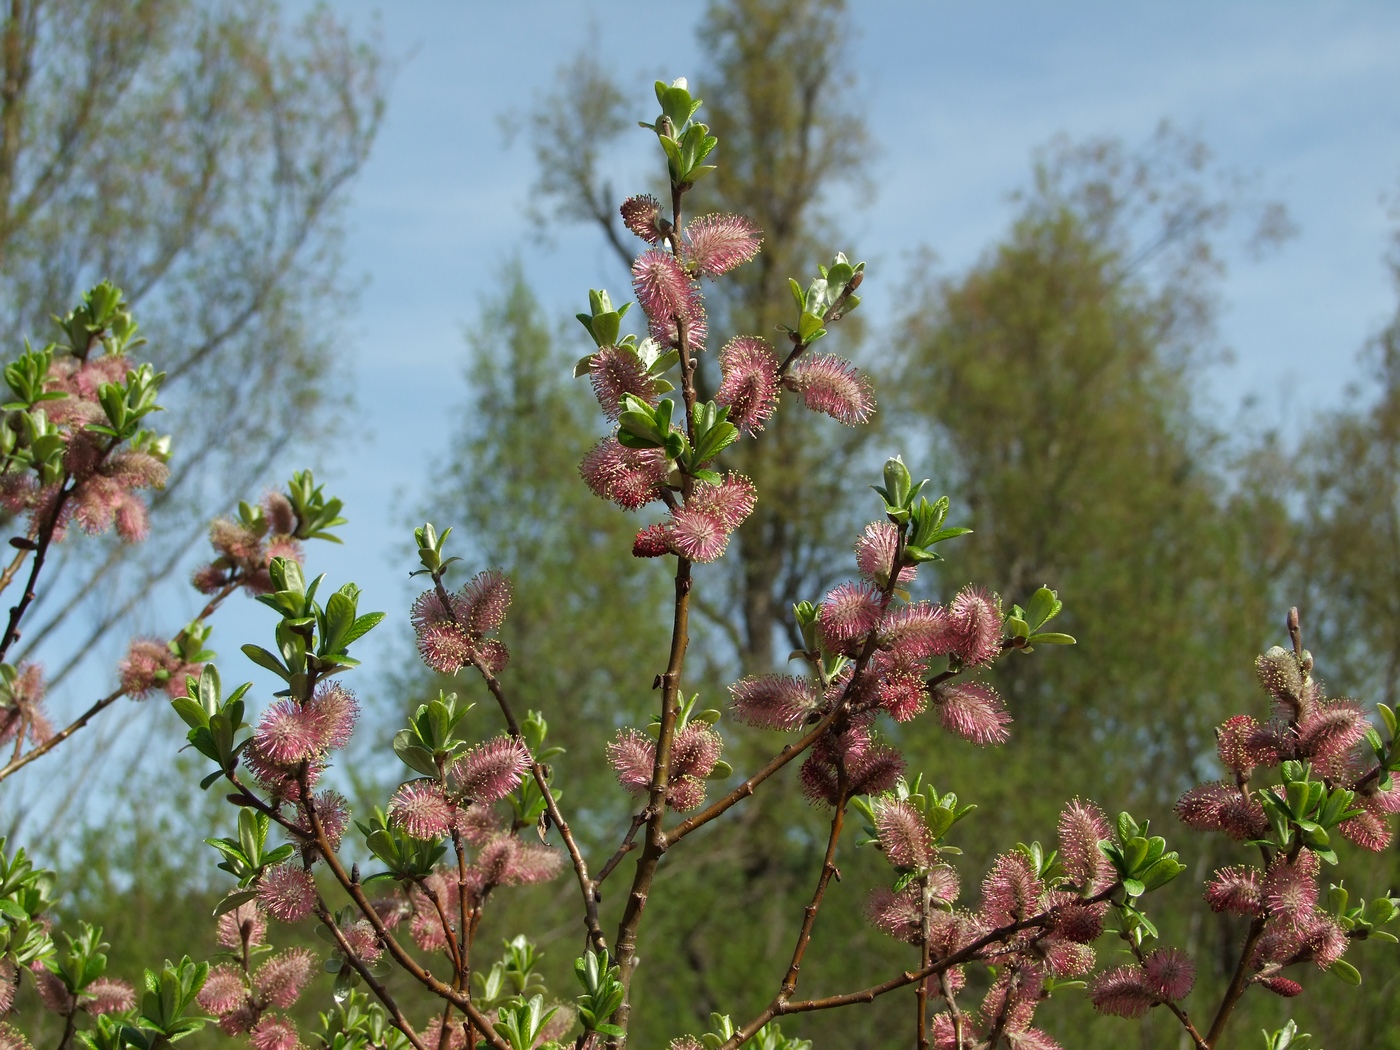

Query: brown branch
[[0, 577, 240, 782], [294, 771, 513, 1050], [1125, 935, 1208, 1050], [0, 547, 27, 596], [611, 555, 692, 1028], [777, 784, 848, 1002], [468, 651, 608, 955], [315, 899, 429, 1050], [595, 809, 647, 888], [1204, 915, 1266, 1047], [720, 885, 1120, 1047], [917, 877, 933, 1050], [938, 972, 962, 1050]]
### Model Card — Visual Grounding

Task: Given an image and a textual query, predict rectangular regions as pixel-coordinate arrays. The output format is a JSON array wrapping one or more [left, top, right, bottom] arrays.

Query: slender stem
[[56, 1008, 76, 1050], [453, 828, 472, 983], [419, 878, 463, 973], [430, 565, 606, 956], [667, 533, 911, 848], [916, 876, 932, 1050], [315, 899, 429, 1050], [0, 448, 109, 661], [938, 972, 962, 1050], [719, 885, 1120, 1047], [294, 771, 513, 1050], [0, 578, 240, 783], [612, 555, 692, 1029], [777, 784, 848, 1002], [0, 547, 26, 596], [1126, 936, 1208, 1050], [470, 653, 608, 954], [1204, 915, 1267, 1046], [596, 809, 647, 888]]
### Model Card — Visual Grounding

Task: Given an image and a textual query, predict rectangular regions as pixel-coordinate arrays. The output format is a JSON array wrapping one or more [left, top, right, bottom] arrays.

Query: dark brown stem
[[429, 570, 606, 955], [938, 972, 962, 1050], [470, 652, 608, 955], [596, 809, 648, 888], [718, 885, 1119, 1047], [916, 876, 932, 1050], [315, 899, 429, 1050], [294, 771, 512, 1050], [0, 578, 241, 782], [1126, 936, 1208, 1050], [56, 1008, 76, 1050], [667, 533, 910, 848], [0, 444, 113, 662], [1204, 915, 1267, 1047], [612, 555, 692, 1031], [419, 878, 463, 973], [778, 784, 848, 1001]]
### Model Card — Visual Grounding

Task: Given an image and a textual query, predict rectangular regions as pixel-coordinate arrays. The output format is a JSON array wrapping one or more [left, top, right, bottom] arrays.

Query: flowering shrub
[[1, 78, 1398, 1050]]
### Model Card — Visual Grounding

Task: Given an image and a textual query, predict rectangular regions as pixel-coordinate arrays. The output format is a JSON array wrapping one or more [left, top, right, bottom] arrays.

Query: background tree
[[0, 0, 382, 710], [0, 0, 382, 844]]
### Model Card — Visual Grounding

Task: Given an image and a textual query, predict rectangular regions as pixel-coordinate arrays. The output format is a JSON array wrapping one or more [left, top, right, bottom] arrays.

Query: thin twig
[[0, 578, 240, 782]]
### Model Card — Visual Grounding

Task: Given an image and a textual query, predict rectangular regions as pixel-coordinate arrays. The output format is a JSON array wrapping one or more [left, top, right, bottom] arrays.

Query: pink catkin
[[254, 699, 323, 765], [118, 639, 172, 697], [633, 523, 674, 558], [580, 437, 668, 510], [451, 736, 530, 804], [1205, 865, 1262, 915], [81, 977, 135, 1016], [632, 249, 706, 349], [1142, 948, 1195, 1001], [253, 947, 317, 1009], [866, 885, 924, 944], [980, 852, 1043, 927], [620, 194, 666, 244], [306, 683, 358, 752], [668, 508, 729, 562], [459, 569, 513, 636], [390, 781, 455, 839], [590, 346, 659, 418], [715, 337, 780, 434], [257, 864, 317, 922], [216, 901, 268, 950], [1056, 798, 1114, 892], [1089, 966, 1157, 1019], [856, 521, 917, 587], [686, 474, 757, 530], [819, 581, 884, 644], [933, 682, 1012, 746], [683, 213, 762, 276], [946, 586, 1002, 666], [873, 798, 935, 869], [249, 1013, 300, 1050], [608, 729, 655, 795], [788, 353, 875, 425], [197, 965, 248, 1016], [729, 675, 821, 731]]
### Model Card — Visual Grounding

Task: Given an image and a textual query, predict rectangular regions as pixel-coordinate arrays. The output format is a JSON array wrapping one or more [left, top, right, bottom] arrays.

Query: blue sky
[[299, 1, 1400, 630], [18, 2, 1400, 840]]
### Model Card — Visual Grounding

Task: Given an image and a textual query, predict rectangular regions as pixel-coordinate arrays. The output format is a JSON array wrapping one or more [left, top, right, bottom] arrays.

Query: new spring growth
[[641, 79, 716, 189]]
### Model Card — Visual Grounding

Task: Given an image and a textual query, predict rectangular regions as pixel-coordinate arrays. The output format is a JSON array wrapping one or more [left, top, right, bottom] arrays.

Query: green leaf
[[1023, 586, 1062, 631], [212, 890, 259, 917], [169, 697, 208, 730], [1328, 959, 1362, 985], [1026, 632, 1076, 646]]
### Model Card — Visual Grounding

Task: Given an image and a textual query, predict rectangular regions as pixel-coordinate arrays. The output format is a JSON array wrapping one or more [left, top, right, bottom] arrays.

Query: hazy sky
[[21, 2, 1400, 836], [299, 0, 1400, 627]]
